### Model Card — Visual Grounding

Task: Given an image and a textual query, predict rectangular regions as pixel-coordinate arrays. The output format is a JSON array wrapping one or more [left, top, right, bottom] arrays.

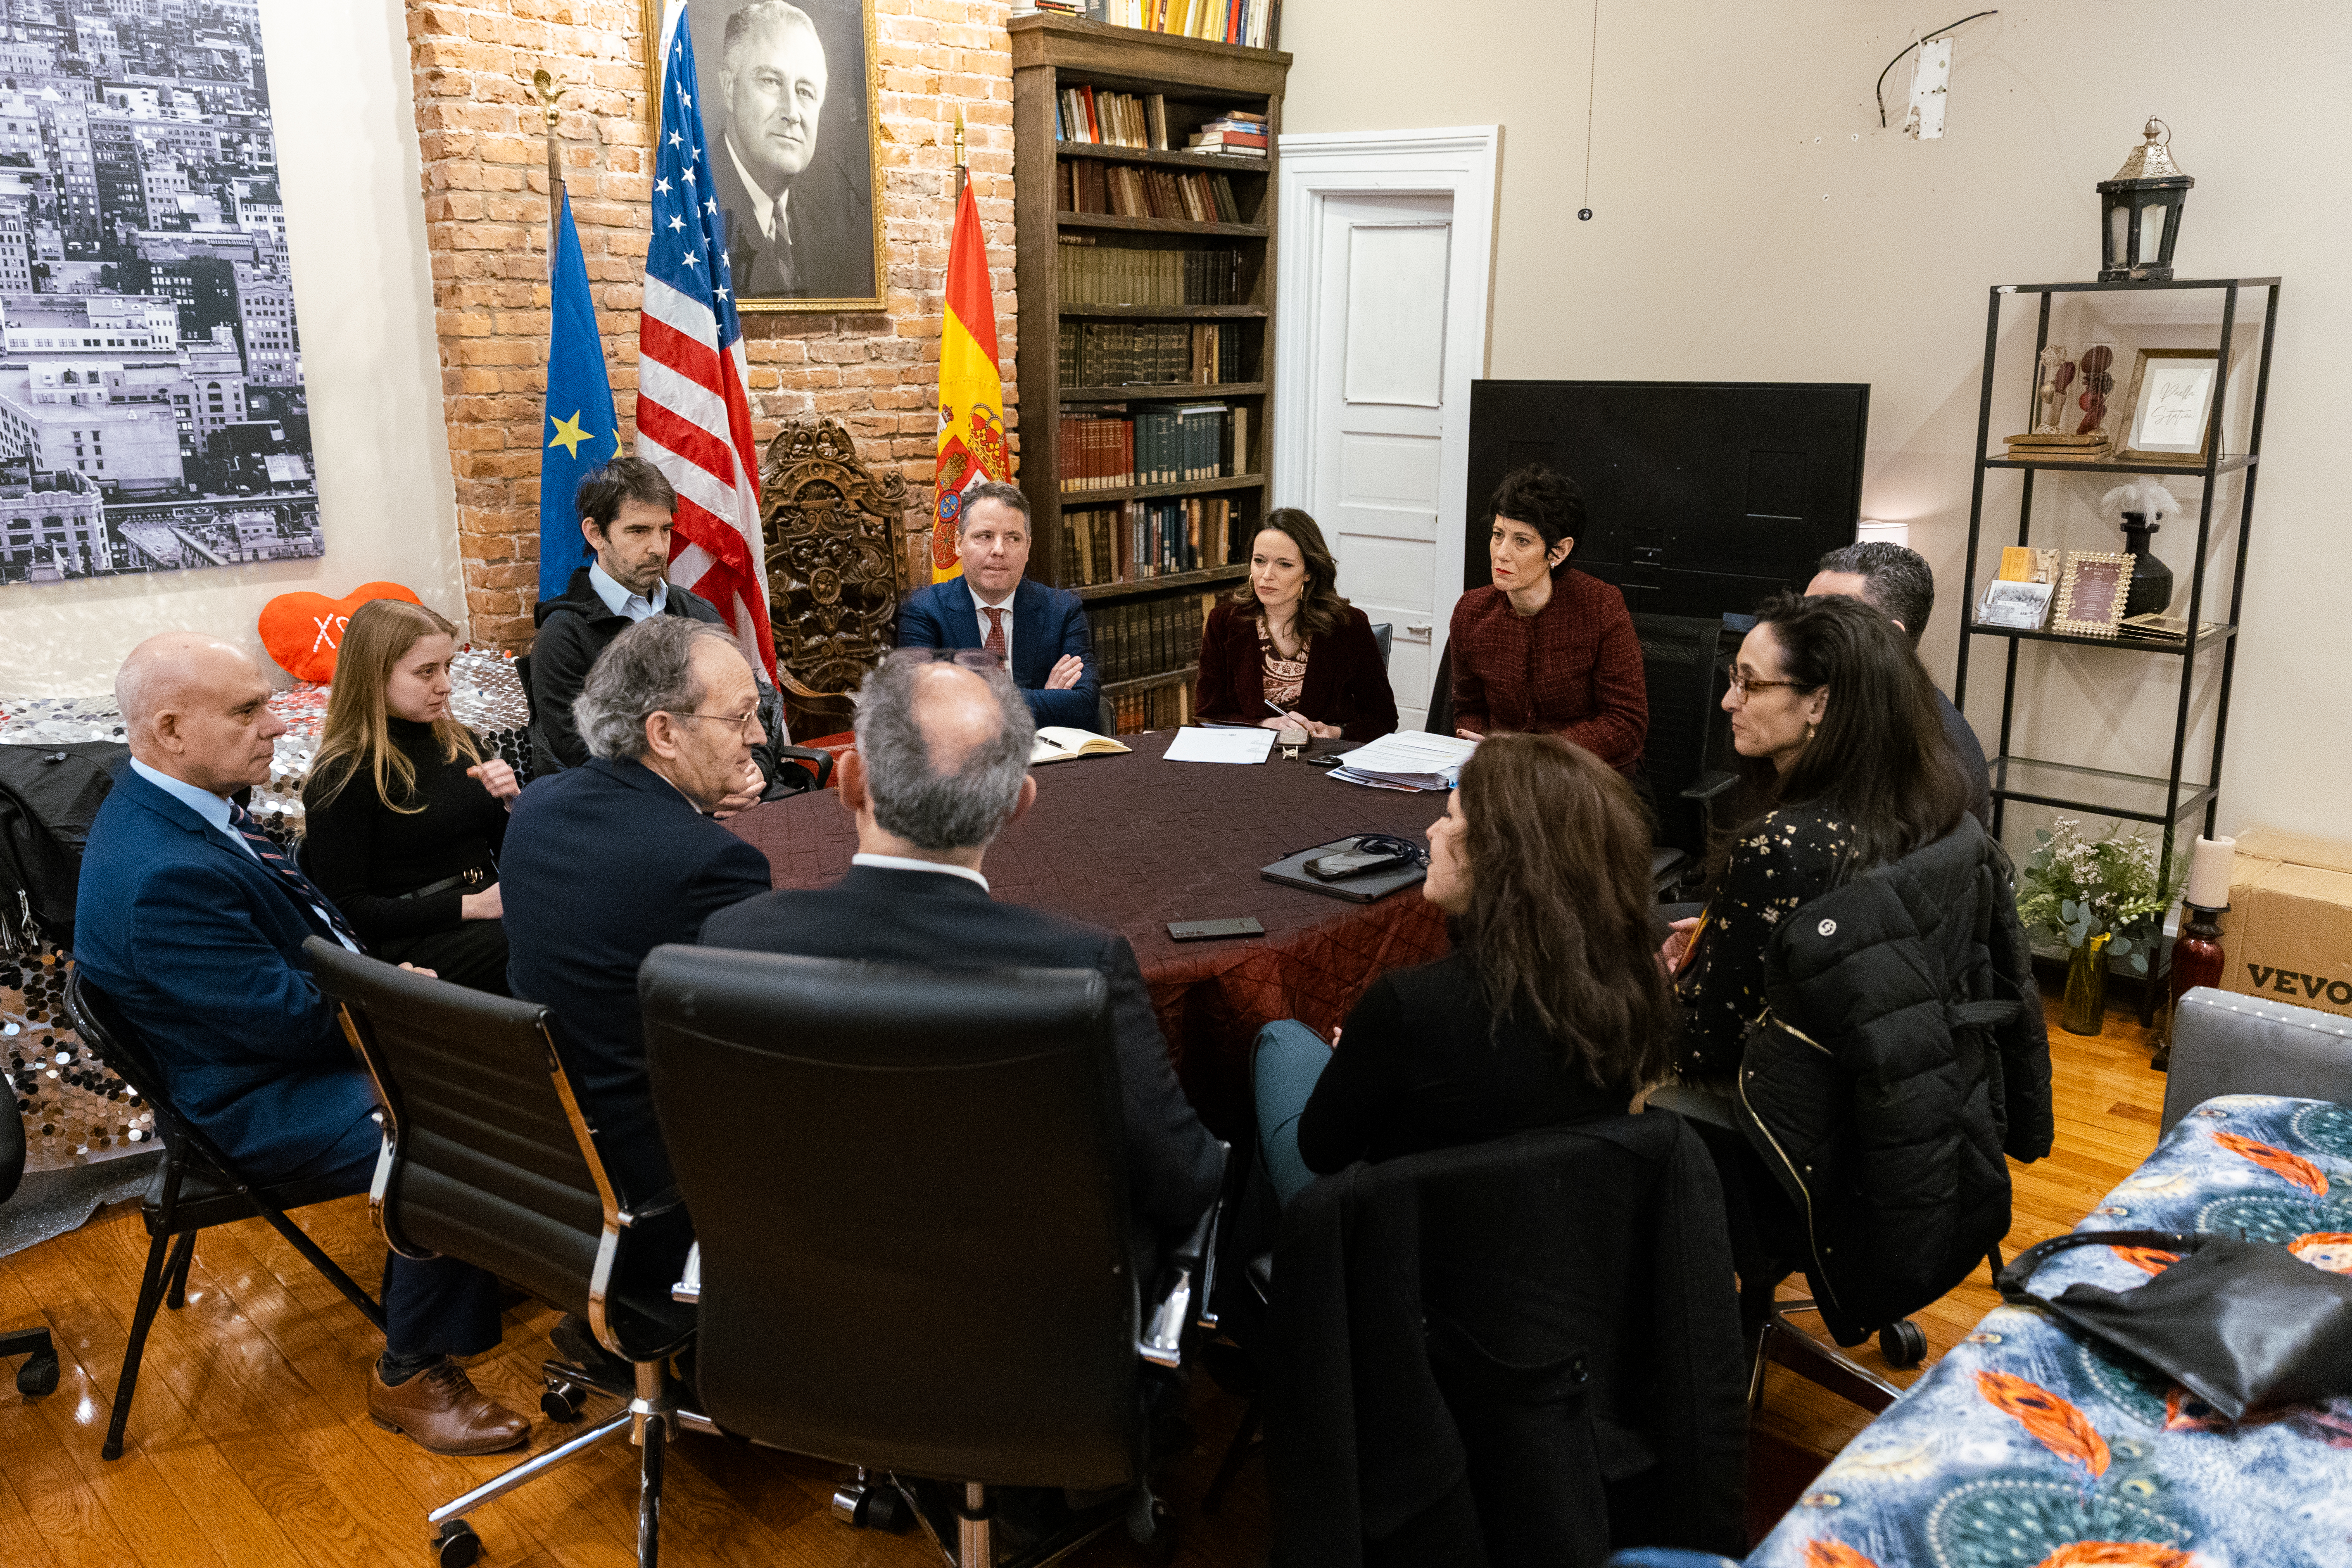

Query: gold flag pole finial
[[953, 108, 967, 201], [533, 68, 567, 261]]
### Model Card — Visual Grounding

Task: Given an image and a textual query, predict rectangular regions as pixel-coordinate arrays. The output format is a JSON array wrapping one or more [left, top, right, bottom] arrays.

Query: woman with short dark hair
[[1252, 732, 1673, 1203], [1194, 508, 1397, 741], [1445, 463, 1648, 771], [1663, 592, 1971, 1083], [304, 598, 519, 994]]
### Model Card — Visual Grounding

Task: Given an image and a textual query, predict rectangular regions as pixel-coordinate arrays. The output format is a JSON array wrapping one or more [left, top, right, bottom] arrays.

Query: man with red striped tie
[[74, 632, 530, 1456]]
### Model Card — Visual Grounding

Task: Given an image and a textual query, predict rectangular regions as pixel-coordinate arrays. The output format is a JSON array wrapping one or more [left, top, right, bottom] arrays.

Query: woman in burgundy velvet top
[[1195, 508, 1399, 742], [1447, 463, 1648, 773]]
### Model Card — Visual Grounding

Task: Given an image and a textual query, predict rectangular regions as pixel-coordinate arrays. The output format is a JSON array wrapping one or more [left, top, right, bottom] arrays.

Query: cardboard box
[[2219, 827, 2352, 1017]]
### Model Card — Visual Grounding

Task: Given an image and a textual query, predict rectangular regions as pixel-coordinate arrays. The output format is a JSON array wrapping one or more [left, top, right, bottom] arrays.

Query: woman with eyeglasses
[[303, 598, 520, 995], [1661, 592, 1971, 1084], [1194, 508, 1398, 741], [1250, 732, 1675, 1205]]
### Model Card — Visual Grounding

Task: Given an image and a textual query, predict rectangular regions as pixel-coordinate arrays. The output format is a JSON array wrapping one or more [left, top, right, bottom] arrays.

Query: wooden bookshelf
[[1011, 13, 1289, 730]]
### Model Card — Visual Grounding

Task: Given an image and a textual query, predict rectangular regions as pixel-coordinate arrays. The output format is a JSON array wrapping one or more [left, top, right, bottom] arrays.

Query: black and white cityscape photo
[[0, 0, 315, 585]]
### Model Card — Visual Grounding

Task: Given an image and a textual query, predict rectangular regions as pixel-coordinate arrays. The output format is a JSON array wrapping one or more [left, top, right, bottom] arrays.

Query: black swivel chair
[[305, 939, 700, 1568], [63, 965, 387, 1461], [1423, 645, 1454, 736], [638, 945, 1224, 1568], [0, 1083, 61, 1397], [1629, 612, 1741, 896]]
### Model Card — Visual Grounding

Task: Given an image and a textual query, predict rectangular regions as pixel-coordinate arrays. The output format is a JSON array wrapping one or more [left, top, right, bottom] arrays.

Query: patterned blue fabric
[[1749, 1095, 2352, 1568]]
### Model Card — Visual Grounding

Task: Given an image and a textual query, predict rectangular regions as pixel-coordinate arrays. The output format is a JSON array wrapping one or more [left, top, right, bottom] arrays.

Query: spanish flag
[[932, 179, 1009, 583]]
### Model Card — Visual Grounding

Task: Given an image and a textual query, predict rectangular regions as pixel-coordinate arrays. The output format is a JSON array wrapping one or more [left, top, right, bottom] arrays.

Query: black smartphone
[[1168, 917, 1266, 941], [1303, 754, 1345, 768], [1305, 848, 1410, 881]]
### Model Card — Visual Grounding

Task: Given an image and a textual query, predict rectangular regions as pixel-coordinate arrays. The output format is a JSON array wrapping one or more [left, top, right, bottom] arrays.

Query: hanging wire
[[1578, 0, 1600, 217], [1875, 10, 1999, 128]]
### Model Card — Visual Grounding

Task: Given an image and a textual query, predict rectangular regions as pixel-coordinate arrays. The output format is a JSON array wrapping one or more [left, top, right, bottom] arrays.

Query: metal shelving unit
[[1953, 275, 2280, 908]]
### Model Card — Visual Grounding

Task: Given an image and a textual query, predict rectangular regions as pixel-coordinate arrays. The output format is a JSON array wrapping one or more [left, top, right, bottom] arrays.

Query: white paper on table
[[1164, 726, 1278, 764], [1333, 731, 1478, 780]]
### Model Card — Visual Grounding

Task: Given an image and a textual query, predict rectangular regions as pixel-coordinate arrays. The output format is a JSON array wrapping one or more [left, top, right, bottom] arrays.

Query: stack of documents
[[1164, 726, 1278, 764], [1328, 732, 1478, 791]]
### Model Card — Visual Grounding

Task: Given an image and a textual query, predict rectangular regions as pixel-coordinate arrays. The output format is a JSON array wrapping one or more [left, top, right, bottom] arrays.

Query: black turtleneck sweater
[[302, 717, 508, 942]]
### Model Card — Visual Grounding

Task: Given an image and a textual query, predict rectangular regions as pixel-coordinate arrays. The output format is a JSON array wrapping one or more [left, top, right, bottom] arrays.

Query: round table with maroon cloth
[[720, 730, 1451, 1136]]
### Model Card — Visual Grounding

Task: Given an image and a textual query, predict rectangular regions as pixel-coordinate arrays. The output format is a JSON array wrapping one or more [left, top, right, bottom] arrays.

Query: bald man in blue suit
[[896, 481, 1100, 729], [74, 632, 529, 1457]]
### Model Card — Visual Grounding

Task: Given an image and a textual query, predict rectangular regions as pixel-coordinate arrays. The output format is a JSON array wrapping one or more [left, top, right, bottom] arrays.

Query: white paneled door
[[1308, 192, 1456, 730]]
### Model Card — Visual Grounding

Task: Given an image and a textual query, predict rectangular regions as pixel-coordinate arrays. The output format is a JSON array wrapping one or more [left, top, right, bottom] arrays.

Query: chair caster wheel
[[540, 1379, 588, 1421], [1879, 1319, 1926, 1369], [432, 1518, 480, 1567], [832, 1483, 912, 1532], [17, 1349, 58, 1397]]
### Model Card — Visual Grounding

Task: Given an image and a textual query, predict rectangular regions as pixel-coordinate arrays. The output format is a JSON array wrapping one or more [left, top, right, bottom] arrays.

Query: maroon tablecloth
[[723, 730, 1451, 1135]]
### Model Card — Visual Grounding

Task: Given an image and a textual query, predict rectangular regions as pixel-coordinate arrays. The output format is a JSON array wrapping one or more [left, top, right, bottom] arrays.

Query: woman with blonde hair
[[303, 598, 519, 993]]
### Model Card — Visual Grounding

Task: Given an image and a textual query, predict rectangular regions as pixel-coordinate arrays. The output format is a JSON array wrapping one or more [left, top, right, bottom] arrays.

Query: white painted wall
[[0, 0, 460, 698], [1278, 0, 2350, 841]]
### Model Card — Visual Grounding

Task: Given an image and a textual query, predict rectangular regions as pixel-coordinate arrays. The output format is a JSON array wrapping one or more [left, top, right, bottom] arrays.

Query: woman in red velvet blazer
[[1195, 509, 1399, 742], [1447, 464, 1647, 773]]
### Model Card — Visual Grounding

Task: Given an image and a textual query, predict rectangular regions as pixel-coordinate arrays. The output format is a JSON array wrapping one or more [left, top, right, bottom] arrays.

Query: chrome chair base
[[832, 1470, 1157, 1568]]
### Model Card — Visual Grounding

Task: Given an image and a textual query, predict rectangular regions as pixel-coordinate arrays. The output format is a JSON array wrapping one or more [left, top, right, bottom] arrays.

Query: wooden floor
[[0, 996, 2164, 1568]]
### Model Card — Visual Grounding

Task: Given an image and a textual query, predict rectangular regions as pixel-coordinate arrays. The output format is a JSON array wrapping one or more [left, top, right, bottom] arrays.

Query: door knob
[[1405, 624, 1431, 636]]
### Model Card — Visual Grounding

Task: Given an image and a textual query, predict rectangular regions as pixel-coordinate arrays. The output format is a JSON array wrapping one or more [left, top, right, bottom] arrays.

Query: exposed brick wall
[[404, 0, 1017, 648]]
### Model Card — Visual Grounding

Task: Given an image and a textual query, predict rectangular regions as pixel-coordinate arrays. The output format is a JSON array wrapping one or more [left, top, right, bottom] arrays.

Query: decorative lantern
[[2097, 119, 2192, 283]]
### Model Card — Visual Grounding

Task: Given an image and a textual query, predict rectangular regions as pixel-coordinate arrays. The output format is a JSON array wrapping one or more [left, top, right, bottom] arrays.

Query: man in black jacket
[[700, 652, 1224, 1280], [529, 456, 798, 803]]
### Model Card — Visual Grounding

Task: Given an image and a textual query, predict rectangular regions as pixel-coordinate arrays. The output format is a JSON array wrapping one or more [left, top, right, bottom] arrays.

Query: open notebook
[[1031, 727, 1131, 765]]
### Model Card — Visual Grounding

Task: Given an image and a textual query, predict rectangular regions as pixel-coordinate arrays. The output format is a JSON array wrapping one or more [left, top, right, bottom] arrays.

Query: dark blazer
[[896, 575, 1102, 730], [700, 863, 1223, 1270], [71, 767, 374, 1182], [1194, 599, 1398, 741], [530, 566, 802, 796], [710, 131, 874, 301], [501, 756, 775, 1201], [1264, 1116, 1749, 1567], [1936, 686, 1993, 827]]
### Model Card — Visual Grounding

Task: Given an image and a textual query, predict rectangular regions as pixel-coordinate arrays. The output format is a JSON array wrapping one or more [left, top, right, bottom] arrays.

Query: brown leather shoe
[[368, 1358, 529, 1456]]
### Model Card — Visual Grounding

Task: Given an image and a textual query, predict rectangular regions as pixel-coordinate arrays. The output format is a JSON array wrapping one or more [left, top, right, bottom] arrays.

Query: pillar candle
[[2185, 835, 2235, 910]]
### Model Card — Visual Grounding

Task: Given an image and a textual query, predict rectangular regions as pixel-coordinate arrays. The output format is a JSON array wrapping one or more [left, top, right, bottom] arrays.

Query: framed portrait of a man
[[644, 0, 886, 312]]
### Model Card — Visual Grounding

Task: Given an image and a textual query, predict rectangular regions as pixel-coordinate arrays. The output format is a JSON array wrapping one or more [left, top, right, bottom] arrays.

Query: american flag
[[638, 2, 777, 684]]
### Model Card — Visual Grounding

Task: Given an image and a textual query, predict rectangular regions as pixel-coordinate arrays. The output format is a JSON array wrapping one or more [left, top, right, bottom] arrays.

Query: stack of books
[[1061, 501, 1239, 587], [1057, 404, 1249, 493], [1188, 112, 1267, 157], [1057, 240, 1238, 306], [1057, 162, 1242, 223], [1059, 321, 1245, 387], [1035, 0, 1282, 51], [2002, 430, 2109, 462]]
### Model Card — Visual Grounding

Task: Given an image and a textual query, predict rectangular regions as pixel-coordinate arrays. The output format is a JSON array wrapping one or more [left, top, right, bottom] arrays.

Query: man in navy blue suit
[[501, 615, 775, 1209], [75, 632, 528, 1456], [895, 481, 1101, 729]]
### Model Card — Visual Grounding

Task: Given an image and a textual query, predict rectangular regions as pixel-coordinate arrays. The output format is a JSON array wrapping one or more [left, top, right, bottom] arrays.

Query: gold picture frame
[[2115, 347, 2221, 465], [644, 0, 888, 314], [2053, 550, 2136, 638]]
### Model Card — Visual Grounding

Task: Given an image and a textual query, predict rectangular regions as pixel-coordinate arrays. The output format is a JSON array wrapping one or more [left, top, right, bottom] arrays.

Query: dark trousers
[[288, 1108, 505, 1361], [375, 919, 511, 998]]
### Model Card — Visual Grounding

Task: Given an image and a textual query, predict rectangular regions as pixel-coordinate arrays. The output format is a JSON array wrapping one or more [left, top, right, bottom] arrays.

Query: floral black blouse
[[1676, 801, 1857, 1084]]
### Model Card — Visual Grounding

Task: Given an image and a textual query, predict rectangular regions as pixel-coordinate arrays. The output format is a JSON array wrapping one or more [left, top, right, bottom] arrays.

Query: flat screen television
[[1463, 380, 1870, 620]]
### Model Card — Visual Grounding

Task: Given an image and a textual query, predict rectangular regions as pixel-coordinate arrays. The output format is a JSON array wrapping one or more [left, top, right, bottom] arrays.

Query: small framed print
[[2118, 348, 2220, 463], [2053, 550, 2136, 638], [1978, 578, 2055, 631]]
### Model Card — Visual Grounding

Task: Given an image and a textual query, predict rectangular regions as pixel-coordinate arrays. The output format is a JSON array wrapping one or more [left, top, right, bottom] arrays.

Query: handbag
[[1996, 1228, 2352, 1421]]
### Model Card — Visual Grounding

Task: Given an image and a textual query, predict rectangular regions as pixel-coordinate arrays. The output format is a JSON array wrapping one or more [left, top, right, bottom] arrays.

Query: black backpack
[[0, 741, 128, 955]]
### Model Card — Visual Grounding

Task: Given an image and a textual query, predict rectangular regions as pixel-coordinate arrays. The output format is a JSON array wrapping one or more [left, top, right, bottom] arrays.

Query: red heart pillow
[[259, 582, 425, 683]]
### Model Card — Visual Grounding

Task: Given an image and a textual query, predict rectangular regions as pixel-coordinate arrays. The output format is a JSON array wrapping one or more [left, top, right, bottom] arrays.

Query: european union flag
[[538, 188, 620, 603]]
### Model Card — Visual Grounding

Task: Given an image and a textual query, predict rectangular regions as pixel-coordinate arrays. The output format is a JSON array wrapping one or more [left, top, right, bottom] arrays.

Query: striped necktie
[[227, 800, 362, 950], [983, 606, 1007, 662]]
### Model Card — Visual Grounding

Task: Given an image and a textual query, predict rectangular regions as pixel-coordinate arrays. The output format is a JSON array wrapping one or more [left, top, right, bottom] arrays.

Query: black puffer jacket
[[1733, 814, 2052, 1345]]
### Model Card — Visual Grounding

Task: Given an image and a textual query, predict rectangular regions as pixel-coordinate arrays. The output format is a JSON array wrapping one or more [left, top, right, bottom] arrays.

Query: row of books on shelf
[[1058, 158, 1245, 224], [1051, 83, 1270, 155], [1032, 0, 1282, 61], [1057, 240, 1239, 306], [1084, 587, 1224, 689], [1060, 404, 1250, 492], [1058, 320, 1245, 387], [1061, 497, 1241, 585], [1107, 683, 1192, 735]]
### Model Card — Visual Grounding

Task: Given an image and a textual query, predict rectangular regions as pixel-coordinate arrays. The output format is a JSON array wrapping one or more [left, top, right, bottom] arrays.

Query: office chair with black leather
[[0, 1086, 61, 1398], [305, 939, 701, 1568], [639, 944, 1225, 1568], [64, 965, 386, 1461]]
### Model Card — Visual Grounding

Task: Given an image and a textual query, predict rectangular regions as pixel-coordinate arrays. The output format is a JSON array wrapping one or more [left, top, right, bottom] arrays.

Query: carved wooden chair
[[761, 418, 911, 739]]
